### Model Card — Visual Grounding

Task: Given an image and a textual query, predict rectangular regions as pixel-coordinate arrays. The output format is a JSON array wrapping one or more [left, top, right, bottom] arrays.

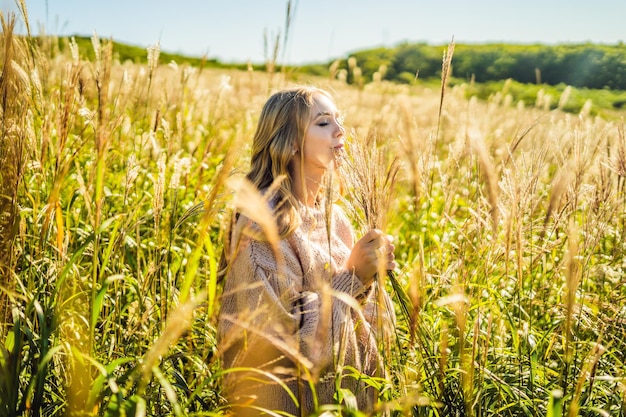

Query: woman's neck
[[292, 169, 324, 207]]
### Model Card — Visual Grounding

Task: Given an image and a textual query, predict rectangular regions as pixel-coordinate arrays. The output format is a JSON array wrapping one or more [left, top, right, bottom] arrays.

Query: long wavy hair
[[246, 85, 335, 237]]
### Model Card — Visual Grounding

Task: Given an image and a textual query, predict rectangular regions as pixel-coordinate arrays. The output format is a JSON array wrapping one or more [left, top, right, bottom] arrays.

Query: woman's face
[[299, 93, 345, 175]]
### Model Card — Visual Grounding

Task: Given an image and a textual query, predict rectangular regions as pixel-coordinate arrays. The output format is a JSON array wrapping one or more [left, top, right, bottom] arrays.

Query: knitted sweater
[[217, 202, 395, 416]]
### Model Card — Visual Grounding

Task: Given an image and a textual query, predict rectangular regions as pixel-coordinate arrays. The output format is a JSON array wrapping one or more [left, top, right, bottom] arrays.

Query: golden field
[[2, 16, 626, 416]]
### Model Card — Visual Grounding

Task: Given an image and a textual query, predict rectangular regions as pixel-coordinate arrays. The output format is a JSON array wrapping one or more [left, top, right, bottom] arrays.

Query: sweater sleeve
[[329, 204, 373, 299], [331, 269, 369, 299]]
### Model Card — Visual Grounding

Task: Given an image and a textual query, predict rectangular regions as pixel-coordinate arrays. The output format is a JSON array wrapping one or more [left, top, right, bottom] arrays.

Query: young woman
[[217, 85, 396, 416]]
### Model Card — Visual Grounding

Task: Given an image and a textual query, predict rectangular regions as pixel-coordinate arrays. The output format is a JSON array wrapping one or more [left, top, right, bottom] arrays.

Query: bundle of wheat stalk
[[335, 131, 414, 334]]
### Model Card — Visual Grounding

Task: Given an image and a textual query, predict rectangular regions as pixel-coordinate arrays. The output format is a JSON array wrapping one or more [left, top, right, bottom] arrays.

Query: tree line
[[55, 37, 626, 91], [334, 42, 626, 90]]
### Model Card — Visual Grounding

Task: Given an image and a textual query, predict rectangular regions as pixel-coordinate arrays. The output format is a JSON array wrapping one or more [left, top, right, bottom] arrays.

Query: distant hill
[[301, 42, 626, 91]]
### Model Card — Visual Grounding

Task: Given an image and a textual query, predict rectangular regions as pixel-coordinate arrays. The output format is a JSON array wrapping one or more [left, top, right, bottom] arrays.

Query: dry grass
[[0, 13, 27, 334]]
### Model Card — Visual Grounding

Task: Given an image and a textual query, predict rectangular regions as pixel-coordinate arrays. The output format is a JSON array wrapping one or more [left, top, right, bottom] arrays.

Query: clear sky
[[4, 0, 625, 65]]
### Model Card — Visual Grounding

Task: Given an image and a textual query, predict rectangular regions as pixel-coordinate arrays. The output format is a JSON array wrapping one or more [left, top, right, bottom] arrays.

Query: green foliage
[[322, 42, 626, 91]]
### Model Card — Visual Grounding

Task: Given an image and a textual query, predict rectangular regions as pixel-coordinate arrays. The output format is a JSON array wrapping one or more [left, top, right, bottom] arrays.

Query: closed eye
[[313, 111, 343, 127]]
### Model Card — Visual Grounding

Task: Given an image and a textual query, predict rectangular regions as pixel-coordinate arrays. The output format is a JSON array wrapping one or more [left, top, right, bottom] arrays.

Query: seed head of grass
[[337, 131, 399, 231], [153, 153, 166, 235], [467, 127, 500, 231], [147, 41, 160, 75]]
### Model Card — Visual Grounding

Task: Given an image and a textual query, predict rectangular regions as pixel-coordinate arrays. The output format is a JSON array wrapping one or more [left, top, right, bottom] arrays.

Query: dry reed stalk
[[468, 128, 500, 230], [609, 122, 626, 188], [314, 170, 338, 380], [436, 292, 470, 404], [38, 53, 85, 259], [610, 122, 626, 252], [138, 291, 207, 392], [92, 33, 113, 231], [407, 238, 425, 344], [263, 29, 280, 75], [225, 174, 284, 268], [179, 145, 237, 309], [557, 86, 572, 111], [502, 120, 541, 168], [500, 168, 518, 284], [479, 313, 493, 392], [567, 341, 605, 417], [89, 34, 113, 356], [280, 0, 295, 71], [436, 38, 455, 142], [123, 154, 139, 205], [153, 153, 166, 237], [329, 59, 340, 81], [56, 56, 83, 169], [146, 41, 160, 104], [0, 13, 25, 330], [563, 219, 581, 391], [336, 131, 412, 353], [542, 165, 574, 240]]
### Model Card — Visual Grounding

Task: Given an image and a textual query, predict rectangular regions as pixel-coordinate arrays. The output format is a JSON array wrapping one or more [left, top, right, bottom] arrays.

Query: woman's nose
[[335, 122, 345, 137]]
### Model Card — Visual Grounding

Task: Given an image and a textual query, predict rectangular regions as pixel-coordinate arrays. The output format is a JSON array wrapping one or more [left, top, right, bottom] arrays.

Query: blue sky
[[5, 0, 625, 65]]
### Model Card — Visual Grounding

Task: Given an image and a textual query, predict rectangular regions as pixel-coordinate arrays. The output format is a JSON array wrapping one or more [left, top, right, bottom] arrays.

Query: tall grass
[[2, 6, 626, 417]]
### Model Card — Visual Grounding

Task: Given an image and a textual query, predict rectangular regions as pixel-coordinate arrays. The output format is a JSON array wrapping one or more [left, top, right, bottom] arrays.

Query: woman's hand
[[346, 229, 396, 286]]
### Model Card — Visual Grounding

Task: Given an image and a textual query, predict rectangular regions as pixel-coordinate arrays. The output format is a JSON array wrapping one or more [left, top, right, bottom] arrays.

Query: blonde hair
[[246, 85, 335, 237]]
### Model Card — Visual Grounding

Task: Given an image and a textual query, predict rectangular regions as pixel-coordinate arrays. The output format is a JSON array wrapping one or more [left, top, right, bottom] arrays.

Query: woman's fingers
[[362, 228, 384, 243], [377, 242, 395, 256], [371, 232, 396, 271], [348, 230, 397, 283], [376, 245, 396, 271]]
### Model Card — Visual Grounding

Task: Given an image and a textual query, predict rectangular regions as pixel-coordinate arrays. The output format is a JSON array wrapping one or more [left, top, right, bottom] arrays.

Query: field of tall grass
[[2, 8, 626, 417]]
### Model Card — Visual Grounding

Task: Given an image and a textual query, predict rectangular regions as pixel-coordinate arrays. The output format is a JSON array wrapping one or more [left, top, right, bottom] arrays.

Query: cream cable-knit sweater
[[217, 202, 395, 416]]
